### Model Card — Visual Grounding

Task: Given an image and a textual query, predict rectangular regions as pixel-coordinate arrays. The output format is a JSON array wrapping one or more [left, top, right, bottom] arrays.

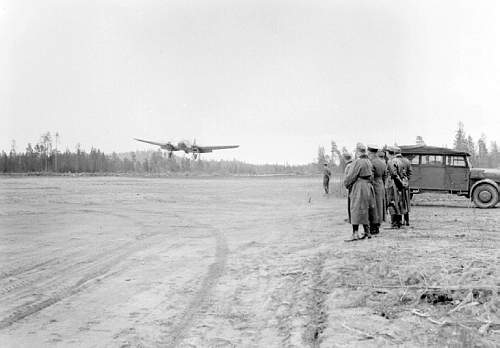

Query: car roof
[[399, 145, 470, 157]]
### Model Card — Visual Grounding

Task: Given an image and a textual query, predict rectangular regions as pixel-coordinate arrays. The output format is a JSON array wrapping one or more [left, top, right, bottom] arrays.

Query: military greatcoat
[[370, 157, 387, 223], [400, 156, 413, 213], [343, 155, 376, 225], [344, 160, 353, 176], [386, 157, 404, 215], [344, 159, 354, 221]]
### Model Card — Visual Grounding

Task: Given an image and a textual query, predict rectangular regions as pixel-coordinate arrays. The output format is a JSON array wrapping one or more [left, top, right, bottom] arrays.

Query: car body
[[400, 145, 500, 208]]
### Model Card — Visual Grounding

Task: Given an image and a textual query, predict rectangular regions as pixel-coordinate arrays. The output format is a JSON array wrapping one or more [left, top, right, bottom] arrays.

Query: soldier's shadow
[[411, 203, 473, 209], [410, 195, 480, 209]]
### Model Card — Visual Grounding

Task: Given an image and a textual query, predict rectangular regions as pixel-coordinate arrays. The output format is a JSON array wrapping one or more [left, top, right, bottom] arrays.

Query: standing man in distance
[[323, 163, 331, 194], [367, 145, 387, 235]]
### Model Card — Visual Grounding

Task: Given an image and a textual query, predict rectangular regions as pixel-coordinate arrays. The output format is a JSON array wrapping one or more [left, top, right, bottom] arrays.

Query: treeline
[[4, 125, 499, 175], [0, 133, 317, 175], [315, 123, 500, 170], [316, 141, 348, 172], [452, 122, 500, 168]]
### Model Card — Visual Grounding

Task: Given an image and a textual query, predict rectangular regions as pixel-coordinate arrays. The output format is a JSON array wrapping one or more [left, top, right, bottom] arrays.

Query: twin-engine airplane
[[134, 138, 239, 159]]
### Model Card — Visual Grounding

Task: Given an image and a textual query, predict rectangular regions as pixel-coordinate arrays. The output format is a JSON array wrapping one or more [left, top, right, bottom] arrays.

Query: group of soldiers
[[324, 143, 412, 240]]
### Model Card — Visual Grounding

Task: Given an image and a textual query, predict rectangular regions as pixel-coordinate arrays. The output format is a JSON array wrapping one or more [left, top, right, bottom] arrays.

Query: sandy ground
[[0, 176, 499, 347]]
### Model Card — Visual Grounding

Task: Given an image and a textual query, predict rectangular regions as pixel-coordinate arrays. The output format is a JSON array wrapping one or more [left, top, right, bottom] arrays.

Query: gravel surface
[[0, 177, 499, 347]]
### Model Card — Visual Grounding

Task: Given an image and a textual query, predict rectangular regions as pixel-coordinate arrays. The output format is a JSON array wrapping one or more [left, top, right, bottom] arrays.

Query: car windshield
[[447, 156, 466, 167]]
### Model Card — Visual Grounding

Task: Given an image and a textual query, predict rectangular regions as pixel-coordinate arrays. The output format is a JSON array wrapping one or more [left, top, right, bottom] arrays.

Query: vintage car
[[400, 145, 500, 208]]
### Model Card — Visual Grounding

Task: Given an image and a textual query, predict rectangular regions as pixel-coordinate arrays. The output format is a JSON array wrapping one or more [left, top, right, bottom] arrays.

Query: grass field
[[0, 176, 499, 347]]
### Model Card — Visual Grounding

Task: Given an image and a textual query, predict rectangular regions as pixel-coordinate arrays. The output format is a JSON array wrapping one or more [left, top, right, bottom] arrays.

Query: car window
[[421, 155, 443, 165], [447, 156, 466, 167]]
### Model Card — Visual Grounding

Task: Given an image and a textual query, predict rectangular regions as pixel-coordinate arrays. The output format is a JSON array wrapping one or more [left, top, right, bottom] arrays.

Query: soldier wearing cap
[[322, 163, 331, 194], [343, 152, 353, 175], [367, 144, 387, 234], [386, 146, 404, 228], [396, 148, 412, 226], [343, 143, 376, 240]]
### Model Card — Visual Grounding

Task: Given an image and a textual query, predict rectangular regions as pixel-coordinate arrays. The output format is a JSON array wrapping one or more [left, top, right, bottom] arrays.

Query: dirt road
[[0, 177, 499, 347]]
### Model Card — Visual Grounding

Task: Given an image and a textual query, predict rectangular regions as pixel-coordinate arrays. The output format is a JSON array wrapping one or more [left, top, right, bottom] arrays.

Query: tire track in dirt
[[271, 252, 330, 347], [0, 248, 116, 299], [303, 254, 329, 348], [0, 242, 138, 301], [0, 248, 104, 299], [0, 235, 168, 330], [163, 227, 228, 348], [0, 205, 175, 296], [0, 258, 57, 281], [0, 209, 149, 300], [0, 248, 133, 329], [0, 208, 184, 330]]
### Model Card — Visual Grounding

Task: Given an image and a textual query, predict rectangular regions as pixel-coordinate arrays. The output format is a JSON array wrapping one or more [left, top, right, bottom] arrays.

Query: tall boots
[[351, 224, 371, 240], [404, 213, 410, 226], [360, 224, 372, 239], [370, 223, 380, 235], [390, 214, 403, 228], [352, 225, 360, 240]]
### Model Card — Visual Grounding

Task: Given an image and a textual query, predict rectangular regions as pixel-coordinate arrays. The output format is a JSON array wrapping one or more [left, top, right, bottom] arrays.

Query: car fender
[[470, 179, 499, 197]]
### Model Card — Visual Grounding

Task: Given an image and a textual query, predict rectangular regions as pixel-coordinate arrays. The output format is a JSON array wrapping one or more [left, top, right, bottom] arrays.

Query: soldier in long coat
[[344, 144, 376, 240], [399, 153, 413, 226], [342, 152, 354, 222], [386, 146, 404, 228], [367, 145, 387, 234], [394, 149, 409, 220]]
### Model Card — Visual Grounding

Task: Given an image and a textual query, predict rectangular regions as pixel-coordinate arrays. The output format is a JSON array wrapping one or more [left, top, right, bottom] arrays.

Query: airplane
[[133, 138, 239, 160]]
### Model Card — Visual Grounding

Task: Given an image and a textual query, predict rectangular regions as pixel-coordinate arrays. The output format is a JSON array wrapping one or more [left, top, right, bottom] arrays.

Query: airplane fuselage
[[177, 141, 191, 152], [160, 141, 192, 153]]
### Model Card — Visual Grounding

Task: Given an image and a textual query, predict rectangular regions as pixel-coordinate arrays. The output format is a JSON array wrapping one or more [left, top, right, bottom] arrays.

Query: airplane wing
[[134, 138, 167, 146], [134, 138, 176, 151], [197, 145, 239, 153]]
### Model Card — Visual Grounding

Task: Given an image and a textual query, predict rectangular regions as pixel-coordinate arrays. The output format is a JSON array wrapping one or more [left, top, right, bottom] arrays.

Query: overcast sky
[[2, 0, 500, 164]]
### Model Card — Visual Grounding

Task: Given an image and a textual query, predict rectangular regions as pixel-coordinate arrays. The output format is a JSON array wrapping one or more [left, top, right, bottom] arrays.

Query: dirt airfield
[[0, 176, 499, 347]]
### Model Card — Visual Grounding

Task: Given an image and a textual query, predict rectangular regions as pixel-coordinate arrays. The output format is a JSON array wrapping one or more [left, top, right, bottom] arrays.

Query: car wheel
[[472, 184, 499, 208]]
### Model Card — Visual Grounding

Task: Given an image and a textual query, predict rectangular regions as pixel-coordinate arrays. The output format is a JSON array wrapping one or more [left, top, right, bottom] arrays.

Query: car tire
[[472, 184, 499, 208]]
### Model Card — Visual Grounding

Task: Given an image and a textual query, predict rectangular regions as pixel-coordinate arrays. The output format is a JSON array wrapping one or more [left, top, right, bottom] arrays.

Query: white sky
[[2, 0, 500, 164]]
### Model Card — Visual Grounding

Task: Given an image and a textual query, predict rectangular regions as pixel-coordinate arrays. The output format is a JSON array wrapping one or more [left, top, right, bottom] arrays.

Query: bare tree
[[54, 132, 60, 172], [330, 141, 341, 167]]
